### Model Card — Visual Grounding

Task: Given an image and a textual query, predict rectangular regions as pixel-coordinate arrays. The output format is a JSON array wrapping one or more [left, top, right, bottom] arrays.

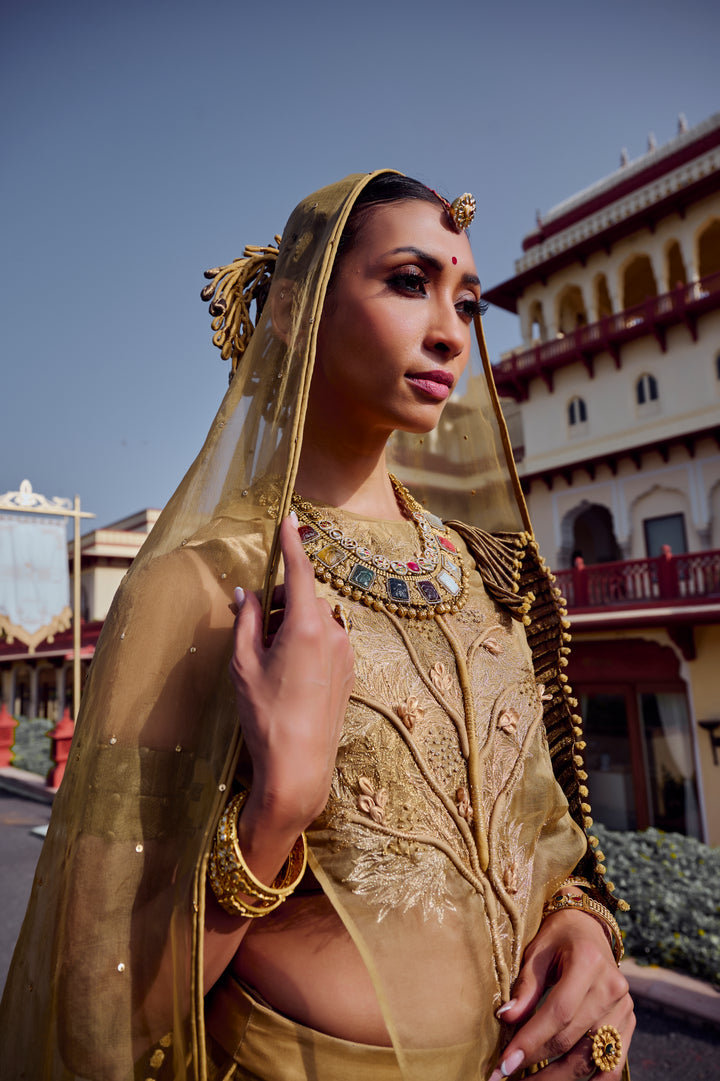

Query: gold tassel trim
[[446, 523, 532, 621], [452, 519, 625, 914]]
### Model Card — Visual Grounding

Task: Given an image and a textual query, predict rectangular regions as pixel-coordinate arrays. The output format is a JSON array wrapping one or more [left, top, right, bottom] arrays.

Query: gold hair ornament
[[208, 789, 307, 917], [201, 236, 282, 379], [450, 193, 476, 230], [588, 1025, 623, 1073]]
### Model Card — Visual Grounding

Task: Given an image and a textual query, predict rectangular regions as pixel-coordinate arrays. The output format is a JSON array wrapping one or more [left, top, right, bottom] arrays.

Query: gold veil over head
[[131, 170, 529, 609], [2, 172, 601, 1081]]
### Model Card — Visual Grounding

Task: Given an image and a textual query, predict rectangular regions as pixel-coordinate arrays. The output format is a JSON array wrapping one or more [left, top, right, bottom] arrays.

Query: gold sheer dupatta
[[0, 171, 405, 1081], [0, 172, 612, 1081]]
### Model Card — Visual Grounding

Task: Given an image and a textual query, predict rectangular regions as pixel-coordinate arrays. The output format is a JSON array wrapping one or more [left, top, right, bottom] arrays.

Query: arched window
[[636, 373, 658, 405], [622, 255, 658, 308], [556, 285, 588, 335], [528, 299, 546, 343], [697, 218, 720, 279], [571, 503, 621, 564], [665, 240, 687, 289], [568, 396, 587, 425]]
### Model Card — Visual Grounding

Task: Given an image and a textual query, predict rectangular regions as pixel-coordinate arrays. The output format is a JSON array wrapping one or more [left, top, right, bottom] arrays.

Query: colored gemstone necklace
[[291, 474, 467, 619]]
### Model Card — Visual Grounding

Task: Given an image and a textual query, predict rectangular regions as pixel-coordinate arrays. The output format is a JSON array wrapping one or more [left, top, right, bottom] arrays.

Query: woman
[[1, 172, 634, 1081]]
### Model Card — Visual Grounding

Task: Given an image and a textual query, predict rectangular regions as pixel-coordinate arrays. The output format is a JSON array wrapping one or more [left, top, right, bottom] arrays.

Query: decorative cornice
[[0, 479, 72, 515], [538, 112, 720, 231], [518, 425, 720, 490], [0, 608, 72, 653], [515, 146, 720, 275]]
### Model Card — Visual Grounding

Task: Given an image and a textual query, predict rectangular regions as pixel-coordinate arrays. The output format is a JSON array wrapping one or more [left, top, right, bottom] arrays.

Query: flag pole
[[73, 496, 82, 721]]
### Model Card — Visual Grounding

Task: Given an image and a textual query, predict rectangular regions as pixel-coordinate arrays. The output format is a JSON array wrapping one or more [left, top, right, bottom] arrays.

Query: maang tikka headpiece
[[427, 188, 477, 232], [449, 193, 476, 231]]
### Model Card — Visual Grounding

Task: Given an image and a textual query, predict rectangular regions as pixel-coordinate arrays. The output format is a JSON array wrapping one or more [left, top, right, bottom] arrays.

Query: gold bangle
[[557, 875, 609, 905], [542, 892, 624, 965], [208, 790, 308, 918], [561, 875, 594, 891]]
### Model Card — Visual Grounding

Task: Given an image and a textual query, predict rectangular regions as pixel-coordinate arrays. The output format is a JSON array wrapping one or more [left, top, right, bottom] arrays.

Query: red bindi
[[452, 256, 457, 265]]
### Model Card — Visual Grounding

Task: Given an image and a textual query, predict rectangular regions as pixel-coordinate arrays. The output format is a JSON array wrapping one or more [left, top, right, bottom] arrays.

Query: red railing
[[554, 549, 720, 610], [493, 271, 720, 399]]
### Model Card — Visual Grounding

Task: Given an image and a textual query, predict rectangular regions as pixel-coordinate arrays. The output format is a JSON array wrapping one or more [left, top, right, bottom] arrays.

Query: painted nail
[[500, 1048, 525, 1076], [234, 586, 245, 606], [289, 510, 299, 528], [495, 999, 517, 1017]]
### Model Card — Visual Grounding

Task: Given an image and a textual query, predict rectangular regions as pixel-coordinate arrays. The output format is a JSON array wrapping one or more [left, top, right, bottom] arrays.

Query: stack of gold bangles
[[208, 789, 308, 917], [542, 877, 624, 965]]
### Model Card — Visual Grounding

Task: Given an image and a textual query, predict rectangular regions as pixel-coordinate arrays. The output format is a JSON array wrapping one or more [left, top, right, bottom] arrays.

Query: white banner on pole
[[0, 514, 72, 650]]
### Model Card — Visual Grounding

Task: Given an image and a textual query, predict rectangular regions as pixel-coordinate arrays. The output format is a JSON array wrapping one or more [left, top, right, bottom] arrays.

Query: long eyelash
[[461, 298, 489, 317], [388, 271, 430, 290], [388, 271, 489, 317]]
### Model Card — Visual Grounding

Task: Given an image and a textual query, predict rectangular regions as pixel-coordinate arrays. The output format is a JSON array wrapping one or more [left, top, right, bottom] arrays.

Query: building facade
[[0, 509, 159, 722], [484, 113, 720, 845]]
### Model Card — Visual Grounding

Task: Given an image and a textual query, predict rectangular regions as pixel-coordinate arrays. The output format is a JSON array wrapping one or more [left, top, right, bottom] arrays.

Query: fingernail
[[500, 1048, 524, 1076], [234, 586, 245, 606], [289, 510, 298, 528], [495, 998, 517, 1017]]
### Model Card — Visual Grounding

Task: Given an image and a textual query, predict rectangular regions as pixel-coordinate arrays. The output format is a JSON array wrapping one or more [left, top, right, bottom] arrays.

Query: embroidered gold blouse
[[228, 507, 588, 1078]]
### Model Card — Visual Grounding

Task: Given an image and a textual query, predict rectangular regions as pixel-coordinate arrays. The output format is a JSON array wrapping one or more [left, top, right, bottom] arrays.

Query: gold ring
[[332, 603, 351, 633], [587, 1025, 622, 1073]]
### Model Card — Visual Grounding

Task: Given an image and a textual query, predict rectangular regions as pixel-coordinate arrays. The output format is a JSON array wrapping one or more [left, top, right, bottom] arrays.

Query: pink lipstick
[[405, 369, 454, 401]]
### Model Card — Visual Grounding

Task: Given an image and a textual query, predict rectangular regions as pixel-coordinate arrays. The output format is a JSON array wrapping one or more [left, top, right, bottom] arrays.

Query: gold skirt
[[204, 974, 481, 1081], [144, 974, 629, 1081]]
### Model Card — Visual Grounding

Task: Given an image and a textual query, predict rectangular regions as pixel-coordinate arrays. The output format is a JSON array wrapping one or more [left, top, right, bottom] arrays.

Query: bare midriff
[[231, 890, 392, 1045]]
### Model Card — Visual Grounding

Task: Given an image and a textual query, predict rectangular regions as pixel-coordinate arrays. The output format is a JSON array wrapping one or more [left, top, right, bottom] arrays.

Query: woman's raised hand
[[488, 908, 634, 1080], [229, 513, 355, 848]]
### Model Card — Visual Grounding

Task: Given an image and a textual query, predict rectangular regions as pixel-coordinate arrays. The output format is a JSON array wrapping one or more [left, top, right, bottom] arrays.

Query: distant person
[[1, 172, 633, 1080], [658, 543, 680, 597]]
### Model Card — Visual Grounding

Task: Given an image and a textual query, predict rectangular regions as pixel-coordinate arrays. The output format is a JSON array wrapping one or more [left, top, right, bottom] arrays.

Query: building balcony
[[554, 549, 720, 657], [492, 271, 720, 401]]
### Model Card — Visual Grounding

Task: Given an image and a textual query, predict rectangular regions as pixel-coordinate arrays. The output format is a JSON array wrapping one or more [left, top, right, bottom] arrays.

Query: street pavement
[[1, 789, 52, 989], [1, 788, 719, 1077]]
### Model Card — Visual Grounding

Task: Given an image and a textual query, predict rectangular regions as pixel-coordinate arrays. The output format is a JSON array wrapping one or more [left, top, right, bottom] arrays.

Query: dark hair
[[334, 174, 446, 265]]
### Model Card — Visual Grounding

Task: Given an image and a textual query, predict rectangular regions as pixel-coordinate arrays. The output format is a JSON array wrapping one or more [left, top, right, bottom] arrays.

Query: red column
[[0, 703, 18, 768], [47, 707, 75, 789]]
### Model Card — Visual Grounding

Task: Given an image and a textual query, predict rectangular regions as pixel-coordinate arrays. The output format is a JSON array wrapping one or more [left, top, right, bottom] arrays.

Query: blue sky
[[2, 0, 717, 531]]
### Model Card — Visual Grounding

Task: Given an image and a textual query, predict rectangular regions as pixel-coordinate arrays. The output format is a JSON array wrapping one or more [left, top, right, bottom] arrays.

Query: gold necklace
[[291, 475, 467, 619]]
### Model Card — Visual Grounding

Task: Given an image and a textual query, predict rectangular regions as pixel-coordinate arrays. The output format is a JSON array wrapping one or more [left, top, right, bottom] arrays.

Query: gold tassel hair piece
[[201, 236, 282, 379]]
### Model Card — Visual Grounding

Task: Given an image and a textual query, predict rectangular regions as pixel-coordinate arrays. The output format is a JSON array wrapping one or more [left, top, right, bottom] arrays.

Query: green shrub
[[10, 715, 53, 778], [594, 822, 720, 988]]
